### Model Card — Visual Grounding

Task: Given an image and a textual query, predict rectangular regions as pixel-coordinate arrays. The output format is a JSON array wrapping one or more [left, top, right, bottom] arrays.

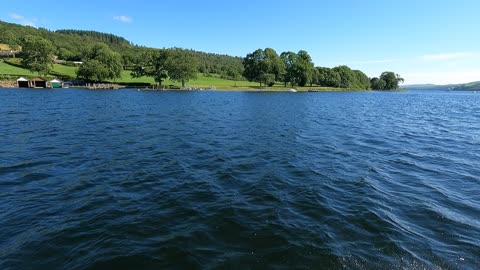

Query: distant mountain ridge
[[403, 81, 480, 91]]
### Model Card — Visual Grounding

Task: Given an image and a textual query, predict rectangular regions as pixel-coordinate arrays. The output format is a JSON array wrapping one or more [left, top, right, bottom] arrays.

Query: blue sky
[[2, 0, 480, 84]]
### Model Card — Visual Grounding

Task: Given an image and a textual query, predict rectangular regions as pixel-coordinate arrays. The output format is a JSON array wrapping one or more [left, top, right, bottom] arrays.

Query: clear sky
[[2, 0, 480, 84]]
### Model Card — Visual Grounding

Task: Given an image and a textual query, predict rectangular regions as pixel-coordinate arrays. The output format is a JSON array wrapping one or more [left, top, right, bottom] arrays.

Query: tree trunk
[[182, 80, 185, 87]]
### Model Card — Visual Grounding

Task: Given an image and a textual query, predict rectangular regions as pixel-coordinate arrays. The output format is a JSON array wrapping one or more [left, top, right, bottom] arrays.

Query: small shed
[[17, 77, 29, 88], [31, 78, 47, 88], [50, 79, 63, 88]]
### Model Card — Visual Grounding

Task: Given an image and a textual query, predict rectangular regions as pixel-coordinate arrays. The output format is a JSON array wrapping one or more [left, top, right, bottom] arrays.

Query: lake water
[[0, 88, 479, 269]]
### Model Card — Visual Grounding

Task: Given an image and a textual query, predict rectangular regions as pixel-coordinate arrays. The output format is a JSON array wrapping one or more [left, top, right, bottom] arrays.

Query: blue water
[[0, 88, 479, 269]]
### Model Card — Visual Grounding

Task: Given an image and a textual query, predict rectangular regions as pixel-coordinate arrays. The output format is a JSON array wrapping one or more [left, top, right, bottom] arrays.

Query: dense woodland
[[0, 20, 244, 82], [242, 48, 403, 89], [0, 20, 403, 89]]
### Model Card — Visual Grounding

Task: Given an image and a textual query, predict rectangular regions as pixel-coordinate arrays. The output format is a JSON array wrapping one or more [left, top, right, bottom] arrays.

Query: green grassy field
[[0, 60, 348, 91], [0, 61, 36, 78], [115, 71, 259, 88], [50, 64, 78, 78], [0, 60, 260, 88], [0, 59, 78, 79]]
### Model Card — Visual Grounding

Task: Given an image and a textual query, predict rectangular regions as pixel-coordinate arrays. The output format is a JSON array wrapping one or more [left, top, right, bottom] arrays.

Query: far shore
[[1, 80, 369, 92]]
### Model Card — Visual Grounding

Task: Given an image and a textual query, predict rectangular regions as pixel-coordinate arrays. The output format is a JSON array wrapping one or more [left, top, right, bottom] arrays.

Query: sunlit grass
[[0, 60, 77, 78], [115, 71, 259, 88], [0, 60, 350, 91], [0, 61, 36, 78]]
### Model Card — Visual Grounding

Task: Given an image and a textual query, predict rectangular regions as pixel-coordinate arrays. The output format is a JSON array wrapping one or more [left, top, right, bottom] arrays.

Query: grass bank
[[0, 59, 365, 91]]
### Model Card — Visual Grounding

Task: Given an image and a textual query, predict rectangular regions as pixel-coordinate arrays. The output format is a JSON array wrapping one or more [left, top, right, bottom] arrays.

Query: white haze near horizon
[[402, 70, 480, 85]]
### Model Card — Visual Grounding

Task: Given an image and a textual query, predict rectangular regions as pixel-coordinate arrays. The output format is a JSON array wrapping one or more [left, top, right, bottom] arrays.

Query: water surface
[[0, 89, 479, 269]]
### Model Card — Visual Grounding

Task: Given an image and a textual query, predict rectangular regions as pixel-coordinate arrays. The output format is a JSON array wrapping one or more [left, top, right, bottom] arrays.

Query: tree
[[280, 51, 298, 87], [263, 48, 285, 82], [328, 69, 341, 87], [310, 68, 319, 87], [370, 77, 386, 90], [380, 71, 404, 90], [0, 30, 20, 58], [20, 35, 55, 76], [131, 49, 170, 86], [243, 49, 263, 85], [57, 48, 76, 61], [353, 70, 371, 89], [317, 67, 340, 87], [294, 50, 315, 87], [396, 73, 405, 85], [259, 73, 275, 87], [243, 48, 283, 87], [332, 65, 355, 88], [165, 48, 199, 87], [77, 43, 122, 82]]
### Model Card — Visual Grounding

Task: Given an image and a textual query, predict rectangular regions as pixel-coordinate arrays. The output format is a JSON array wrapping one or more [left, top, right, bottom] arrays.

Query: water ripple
[[0, 89, 479, 269]]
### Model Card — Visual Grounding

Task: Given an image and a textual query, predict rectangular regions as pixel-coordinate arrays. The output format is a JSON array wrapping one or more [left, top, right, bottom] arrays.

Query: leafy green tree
[[332, 65, 355, 88], [0, 30, 20, 57], [310, 67, 319, 86], [243, 48, 283, 87], [20, 35, 55, 76], [280, 51, 298, 87], [370, 77, 386, 90], [131, 49, 170, 86], [243, 49, 263, 84], [77, 43, 122, 82], [264, 48, 285, 82], [294, 50, 315, 87], [317, 67, 340, 87], [165, 48, 199, 87], [326, 66, 371, 89], [259, 73, 275, 87], [0, 30, 15, 45], [380, 71, 404, 90], [353, 70, 371, 89], [224, 65, 242, 80], [397, 74, 405, 86], [57, 48, 76, 61]]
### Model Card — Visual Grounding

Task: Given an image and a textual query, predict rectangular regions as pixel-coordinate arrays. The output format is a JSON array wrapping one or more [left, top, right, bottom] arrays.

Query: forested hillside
[[0, 20, 243, 79]]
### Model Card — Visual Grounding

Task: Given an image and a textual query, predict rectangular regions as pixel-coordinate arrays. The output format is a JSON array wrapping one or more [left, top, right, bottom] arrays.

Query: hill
[[456, 81, 480, 91], [402, 84, 457, 90], [0, 20, 244, 79], [403, 81, 480, 91]]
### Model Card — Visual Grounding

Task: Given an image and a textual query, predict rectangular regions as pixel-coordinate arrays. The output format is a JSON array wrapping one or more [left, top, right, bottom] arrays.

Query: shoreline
[[0, 80, 369, 92]]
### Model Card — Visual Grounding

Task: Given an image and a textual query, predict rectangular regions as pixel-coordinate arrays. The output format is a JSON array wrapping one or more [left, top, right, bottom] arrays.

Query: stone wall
[[0, 80, 16, 88]]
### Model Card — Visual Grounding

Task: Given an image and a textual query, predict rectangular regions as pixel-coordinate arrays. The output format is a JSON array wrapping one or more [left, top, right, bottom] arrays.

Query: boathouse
[[50, 79, 63, 88], [16, 77, 29, 88], [31, 78, 47, 88]]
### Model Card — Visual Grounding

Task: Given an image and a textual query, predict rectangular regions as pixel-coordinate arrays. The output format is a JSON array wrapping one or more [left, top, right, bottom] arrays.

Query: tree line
[[11, 34, 200, 85], [1, 20, 404, 89], [0, 20, 244, 79], [55, 30, 131, 46], [130, 47, 199, 86], [243, 48, 403, 90]]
